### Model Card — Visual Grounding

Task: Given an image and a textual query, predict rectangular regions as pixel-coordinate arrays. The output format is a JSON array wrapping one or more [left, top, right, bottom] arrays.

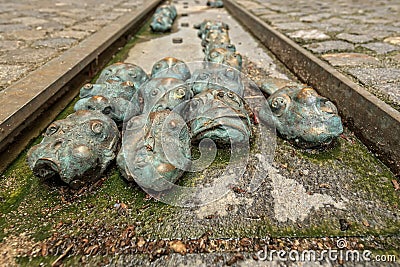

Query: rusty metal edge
[[224, 0, 400, 175], [0, 0, 164, 173]]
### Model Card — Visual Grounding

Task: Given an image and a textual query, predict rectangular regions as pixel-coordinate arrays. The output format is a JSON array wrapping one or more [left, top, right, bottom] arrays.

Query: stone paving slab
[[234, 0, 400, 110], [0, 0, 144, 91]]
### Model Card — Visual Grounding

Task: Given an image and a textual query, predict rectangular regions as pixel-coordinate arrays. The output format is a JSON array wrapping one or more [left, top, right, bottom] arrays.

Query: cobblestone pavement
[[234, 0, 400, 110], [0, 0, 143, 91]]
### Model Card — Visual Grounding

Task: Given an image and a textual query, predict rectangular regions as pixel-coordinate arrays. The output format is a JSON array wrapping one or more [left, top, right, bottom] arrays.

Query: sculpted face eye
[[128, 72, 137, 78], [271, 96, 289, 117], [46, 123, 59, 136], [155, 63, 162, 69], [104, 69, 112, 76], [83, 83, 93, 90], [103, 106, 113, 115], [151, 88, 159, 96], [210, 51, 219, 58], [90, 120, 104, 134]]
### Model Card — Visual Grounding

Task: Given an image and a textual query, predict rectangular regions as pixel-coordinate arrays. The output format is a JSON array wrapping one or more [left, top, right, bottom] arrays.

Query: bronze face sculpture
[[151, 57, 191, 81], [150, 5, 177, 32], [183, 89, 253, 146], [197, 20, 243, 71], [190, 66, 244, 96], [137, 77, 192, 114], [205, 47, 243, 71], [74, 95, 141, 123], [96, 62, 149, 90], [195, 20, 229, 40], [74, 63, 148, 123], [207, 0, 224, 8], [260, 85, 343, 148], [27, 110, 120, 189], [118, 110, 191, 191]]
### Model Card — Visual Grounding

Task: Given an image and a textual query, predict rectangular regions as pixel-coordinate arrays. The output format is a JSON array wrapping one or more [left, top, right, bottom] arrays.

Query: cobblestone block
[[0, 40, 25, 51], [250, 8, 276, 16], [260, 14, 292, 23], [308, 23, 344, 33], [0, 24, 30, 32], [373, 83, 400, 104], [4, 29, 47, 41], [237, 0, 264, 9], [360, 42, 400, 54], [336, 33, 374, 44], [272, 22, 312, 31], [33, 38, 78, 50], [287, 29, 330, 41], [299, 13, 332, 23], [10, 17, 49, 26], [321, 53, 380, 67], [0, 64, 29, 89], [348, 67, 400, 85], [0, 48, 58, 64], [71, 21, 102, 33], [304, 41, 354, 53], [384, 36, 400, 46], [348, 27, 392, 40], [50, 30, 90, 40]]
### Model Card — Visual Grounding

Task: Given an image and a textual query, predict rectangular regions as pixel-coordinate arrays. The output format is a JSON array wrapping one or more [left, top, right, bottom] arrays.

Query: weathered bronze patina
[[150, 4, 177, 32], [74, 63, 148, 123], [259, 84, 343, 148], [190, 66, 244, 96], [207, 0, 224, 8], [151, 57, 191, 81], [195, 20, 229, 41], [136, 77, 192, 114], [74, 94, 141, 123], [205, 47, 242, 71], [183, 89, 253, 146], [118, 110, 191, 191], [96, 62, 149, 89], [27, 110, 120, 189], [196, 20, 243, 71]]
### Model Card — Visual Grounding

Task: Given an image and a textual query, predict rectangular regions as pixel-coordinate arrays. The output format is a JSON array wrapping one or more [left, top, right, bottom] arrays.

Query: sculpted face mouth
[[33, 158, 60, 180]]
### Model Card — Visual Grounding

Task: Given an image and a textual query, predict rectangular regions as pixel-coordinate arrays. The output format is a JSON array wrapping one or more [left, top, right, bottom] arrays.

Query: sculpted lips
[[32, 158, 60, 180]]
